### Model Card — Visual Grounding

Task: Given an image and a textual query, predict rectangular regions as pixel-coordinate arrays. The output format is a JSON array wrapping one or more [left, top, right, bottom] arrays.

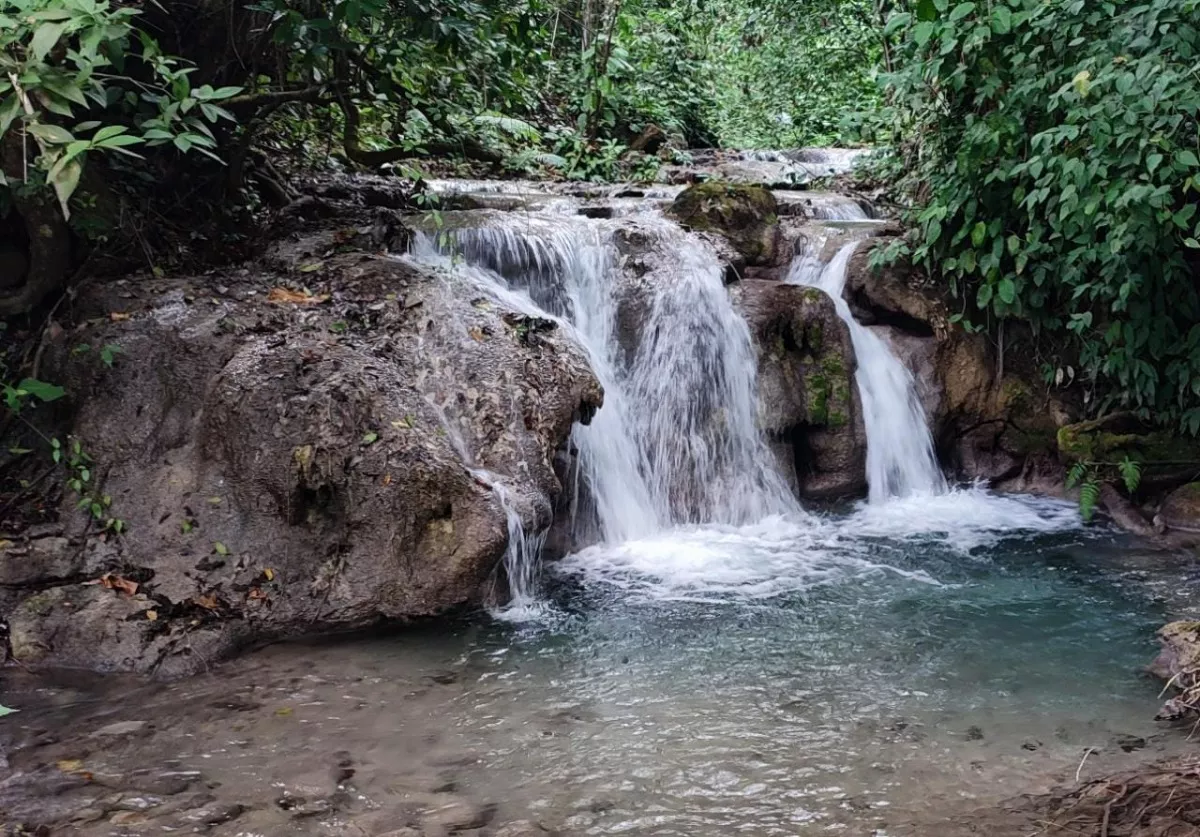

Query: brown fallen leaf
[[194, 594, 219, 610], [267, 287, 330, 305], [380, 473, 393, 486], [145, 609, 158, 621], [98, 573, 138, 596], [56, 759, 83, 773], [262, 568, 274, 582], [109, 312, 131, 322], [247, 587, 268, 601], [467, 326, 485, 341]]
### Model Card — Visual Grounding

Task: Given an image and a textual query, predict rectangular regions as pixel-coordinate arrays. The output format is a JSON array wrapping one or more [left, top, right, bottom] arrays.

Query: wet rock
[[1155, 483, 1200, 542], [1150, 620, 1200, 719], [1021, 739, 1042, 751], [733, 280, 866, 498], [421, 799, 498, 835], [668, 182, 781, 266], [92, 720, 148, 737], [13, 239, 602, 674], [494, 820, 559, 837], [1114, 734, 1146, 753], [179, 801, 246, 826]]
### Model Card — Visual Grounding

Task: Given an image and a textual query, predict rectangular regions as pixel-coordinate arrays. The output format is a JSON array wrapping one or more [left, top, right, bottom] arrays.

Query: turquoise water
[[0, 493, 1183, 835]]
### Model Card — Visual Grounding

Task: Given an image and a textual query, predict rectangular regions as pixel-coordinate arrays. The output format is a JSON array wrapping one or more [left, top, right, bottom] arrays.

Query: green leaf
[[17, 378, 65, 402], [884, 13, 912, 36], [361, 431, 379, 446], [970, 221, 986, 247], [916, 0, 938, 22], [1177, 150, 1200, 169], [29, 21, 68, 63], [26, 123, 74, 144], [50, 158, 83, 220], [997, 277, 1016, 304], [949, 3, 976, 22], [991, 6, 1012, 34], [0, 704, 17, 717], [213, 541, 230, 556]]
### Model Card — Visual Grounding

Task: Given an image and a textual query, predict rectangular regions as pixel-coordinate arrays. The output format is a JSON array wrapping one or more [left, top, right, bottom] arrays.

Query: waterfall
[[788, 242, 946, 502], [412, 216, 798, 599]]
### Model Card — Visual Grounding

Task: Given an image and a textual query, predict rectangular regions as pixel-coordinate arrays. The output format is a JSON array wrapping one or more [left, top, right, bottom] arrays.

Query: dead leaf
[[263, 568, 274, 582], [207, 496, 222, 506], [381, 473, 393, 487], [98, 573, 138, 596], [467, 326, 485, 342], [267, 287, 330, 305], [56, 759, 83, 773], [109, 312, 131, 322], [194, 594, 219, 610], [275, 707, 293, 717], [297, 261, 325, 273], [145, 610, 158, 621], [247, 587, 268, 601], [0, 539, 12, 550]]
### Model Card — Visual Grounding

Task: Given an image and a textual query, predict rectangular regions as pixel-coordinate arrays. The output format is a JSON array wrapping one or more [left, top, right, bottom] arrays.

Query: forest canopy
[[2, 0, 1200, 434]]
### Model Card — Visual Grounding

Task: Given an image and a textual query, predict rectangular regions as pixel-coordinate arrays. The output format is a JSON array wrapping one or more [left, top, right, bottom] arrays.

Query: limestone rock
[[1156, 483, 1200, 535], [10, 241, 601, 675], [668, 182, 781, 266], [733, 280, 866, 499]]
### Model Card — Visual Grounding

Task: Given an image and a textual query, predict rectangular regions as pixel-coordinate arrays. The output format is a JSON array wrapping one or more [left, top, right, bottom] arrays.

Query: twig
[[1075, 747, 1095, 783]]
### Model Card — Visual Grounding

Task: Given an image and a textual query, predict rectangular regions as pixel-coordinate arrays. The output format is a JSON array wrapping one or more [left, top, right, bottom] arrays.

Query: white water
[[789, 242, 947, 503], [412, 216, 798, 603], [406, 197, 1088, 612]]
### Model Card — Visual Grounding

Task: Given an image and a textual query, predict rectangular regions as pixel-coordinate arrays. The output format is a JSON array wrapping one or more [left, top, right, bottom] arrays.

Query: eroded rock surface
[[733, 280, 865, 498], [5, 216, 601, 675]]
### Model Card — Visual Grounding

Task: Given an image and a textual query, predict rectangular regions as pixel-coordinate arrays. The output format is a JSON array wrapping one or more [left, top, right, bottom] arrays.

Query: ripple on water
[[0, 490, 1184, 836]]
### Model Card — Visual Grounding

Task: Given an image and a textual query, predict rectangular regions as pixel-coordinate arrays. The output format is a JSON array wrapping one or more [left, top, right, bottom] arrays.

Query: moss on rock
[[668, 182, 780, 266], [1057, 415, 1200, 464]]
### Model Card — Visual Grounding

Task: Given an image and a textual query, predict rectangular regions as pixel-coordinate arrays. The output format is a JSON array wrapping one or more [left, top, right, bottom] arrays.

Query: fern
[[1079, 480, 1101, 522], [1066, 462, 1088, 489], [1118, 456, 1143, 494], [473, 112, 542, 142]]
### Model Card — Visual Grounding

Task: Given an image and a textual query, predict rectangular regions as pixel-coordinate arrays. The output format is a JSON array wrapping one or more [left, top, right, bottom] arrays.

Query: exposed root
[[1039, 760, 1200, 836]]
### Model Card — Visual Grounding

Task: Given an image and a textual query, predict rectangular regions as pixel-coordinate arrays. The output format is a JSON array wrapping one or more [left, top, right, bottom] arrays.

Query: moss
[[1057, 417, 1200, 464], [668, 181, 779, 265], [803, 351, 852, 428], [804, 369, 830, 425]]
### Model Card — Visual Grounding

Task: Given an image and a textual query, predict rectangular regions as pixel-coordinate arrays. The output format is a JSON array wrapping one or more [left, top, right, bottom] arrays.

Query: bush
[[877, 0, 1200, 431]]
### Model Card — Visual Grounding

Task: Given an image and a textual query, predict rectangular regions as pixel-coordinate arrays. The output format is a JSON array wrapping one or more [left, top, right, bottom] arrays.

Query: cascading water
[[788, 241, 947, 502], [411, 215, 798, 597]]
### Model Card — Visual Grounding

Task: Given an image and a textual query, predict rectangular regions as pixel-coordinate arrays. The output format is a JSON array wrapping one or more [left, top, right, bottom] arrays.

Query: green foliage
[[878, 0, 1200, 431], [704, 0, 884, 147], [0, 0, 241, 215]]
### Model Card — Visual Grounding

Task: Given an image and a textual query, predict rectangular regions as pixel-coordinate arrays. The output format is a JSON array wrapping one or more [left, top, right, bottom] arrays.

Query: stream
[[1, 170, 1195, 835]]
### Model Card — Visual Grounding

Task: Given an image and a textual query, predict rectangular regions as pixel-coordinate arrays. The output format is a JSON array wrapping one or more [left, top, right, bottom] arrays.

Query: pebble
[[92, 720, 148, 737]]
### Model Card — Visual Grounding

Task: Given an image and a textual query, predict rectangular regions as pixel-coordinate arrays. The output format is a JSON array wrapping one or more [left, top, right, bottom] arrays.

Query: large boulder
[[1157, 483, 1200, 536], [5, 233, 601, 675], [668, 182, 781, 267], [733, 280, 866, 498]]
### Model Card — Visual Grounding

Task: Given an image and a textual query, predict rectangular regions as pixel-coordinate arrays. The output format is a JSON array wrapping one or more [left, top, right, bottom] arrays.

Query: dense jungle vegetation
[[1, 0, 1199, 438]]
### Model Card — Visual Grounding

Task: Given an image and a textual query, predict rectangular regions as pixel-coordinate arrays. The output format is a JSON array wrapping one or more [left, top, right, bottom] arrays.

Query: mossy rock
[[668, 182, 780, 266], [1057, 413, 1200, 466]]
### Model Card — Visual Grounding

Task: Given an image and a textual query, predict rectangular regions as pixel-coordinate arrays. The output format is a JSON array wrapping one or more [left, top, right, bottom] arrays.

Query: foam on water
[[553, 489, 1084, 603]]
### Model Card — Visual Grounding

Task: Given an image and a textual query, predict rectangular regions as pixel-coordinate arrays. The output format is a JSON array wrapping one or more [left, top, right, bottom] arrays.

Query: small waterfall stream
[[788, 241, 946, 502], [413, 215, 798, 604]]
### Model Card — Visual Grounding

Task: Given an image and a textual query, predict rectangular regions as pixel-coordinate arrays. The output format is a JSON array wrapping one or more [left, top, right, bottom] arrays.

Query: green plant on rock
[[876, 0, 1200, 433]]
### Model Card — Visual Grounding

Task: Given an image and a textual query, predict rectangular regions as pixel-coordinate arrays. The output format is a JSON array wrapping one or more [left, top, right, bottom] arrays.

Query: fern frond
[[474, 112, 542, 142], [1080, 480, 1101, 522]]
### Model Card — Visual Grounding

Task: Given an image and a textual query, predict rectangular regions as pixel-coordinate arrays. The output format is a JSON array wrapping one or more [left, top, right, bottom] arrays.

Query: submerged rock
[[9, 221, 601, 675], [1149, 621, 1200, 719]]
